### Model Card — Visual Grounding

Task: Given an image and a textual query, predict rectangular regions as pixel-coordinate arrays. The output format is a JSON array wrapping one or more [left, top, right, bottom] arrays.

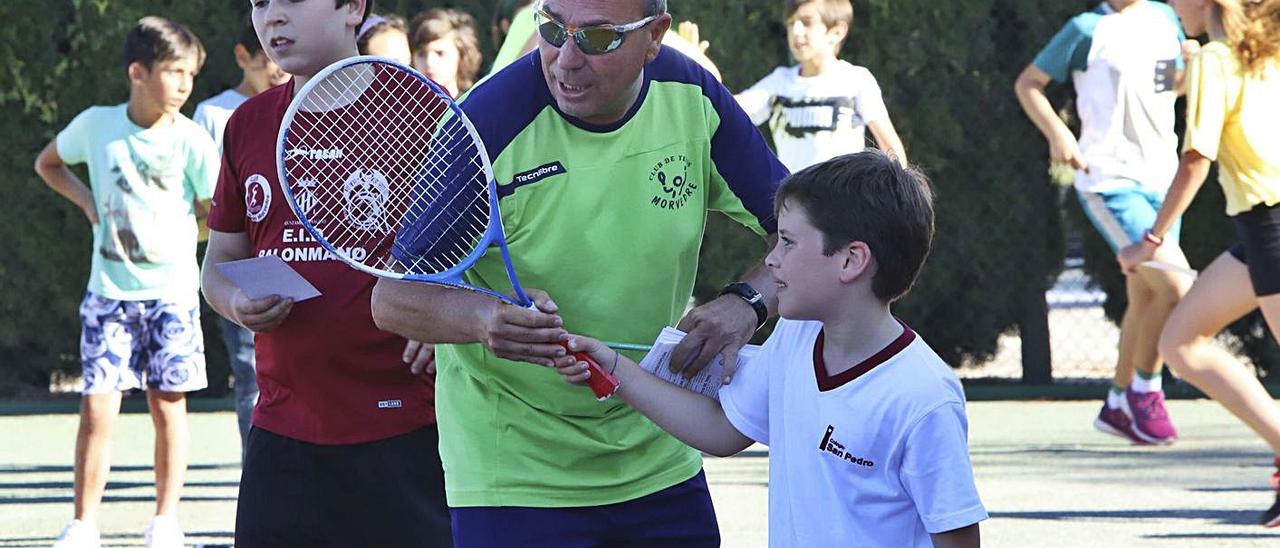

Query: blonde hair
[[1216, 0, 1280, 74]]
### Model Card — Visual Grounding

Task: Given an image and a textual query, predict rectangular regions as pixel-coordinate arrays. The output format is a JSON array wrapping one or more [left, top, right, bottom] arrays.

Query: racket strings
[[282, 61, 495, 277]]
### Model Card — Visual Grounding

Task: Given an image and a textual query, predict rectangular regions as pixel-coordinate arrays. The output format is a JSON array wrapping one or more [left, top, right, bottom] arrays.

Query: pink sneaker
[[1263, 458, 1280, 527], [1093, 402, 1144, 444], [1126, 389, 1177, 444]]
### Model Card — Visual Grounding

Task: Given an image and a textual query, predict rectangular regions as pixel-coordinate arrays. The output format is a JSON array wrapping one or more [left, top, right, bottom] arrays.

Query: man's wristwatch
[[719, 282, 768, 330]]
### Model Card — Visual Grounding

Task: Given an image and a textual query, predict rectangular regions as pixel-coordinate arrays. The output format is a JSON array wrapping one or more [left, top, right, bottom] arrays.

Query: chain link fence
[[958, 225, 1264, 384]]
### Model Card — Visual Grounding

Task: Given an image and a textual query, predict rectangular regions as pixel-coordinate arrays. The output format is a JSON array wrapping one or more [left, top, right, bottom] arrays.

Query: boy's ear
[[828, 21, 849, 47], [126, 61, 148, 86], [839, 241, 873, 284], [233, 44, 252, 69], [345, 0, 368, 33]]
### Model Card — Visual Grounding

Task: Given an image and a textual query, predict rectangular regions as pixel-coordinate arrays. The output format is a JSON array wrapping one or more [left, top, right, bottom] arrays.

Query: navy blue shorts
[[450, 470, 719, 548], [234, 425, 452, 548]]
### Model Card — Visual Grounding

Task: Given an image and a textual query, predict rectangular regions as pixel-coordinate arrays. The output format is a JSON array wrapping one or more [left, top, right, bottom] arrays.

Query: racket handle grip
[[559, 342, 619, 401]]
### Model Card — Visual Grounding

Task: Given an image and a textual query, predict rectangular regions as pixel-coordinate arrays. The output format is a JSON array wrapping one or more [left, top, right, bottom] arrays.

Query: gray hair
[[646, 0, 668, 16]]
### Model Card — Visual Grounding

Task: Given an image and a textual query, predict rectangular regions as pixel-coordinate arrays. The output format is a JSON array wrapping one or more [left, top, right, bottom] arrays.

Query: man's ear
[[840, 241, 874, 284], [646, 14, 673, 63]]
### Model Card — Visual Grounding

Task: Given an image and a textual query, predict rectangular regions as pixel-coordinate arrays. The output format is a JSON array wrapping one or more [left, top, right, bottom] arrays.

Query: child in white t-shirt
[[558, 150, 986, 547], [736, 0, 907, 172]]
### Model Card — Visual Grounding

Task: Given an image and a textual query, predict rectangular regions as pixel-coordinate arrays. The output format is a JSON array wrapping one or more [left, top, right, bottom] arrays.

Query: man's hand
[[1117, 241, 1158, 275], [476, 289, 573, 368], [403, 340, 436, 375], [670, 295, 757, 384], [231, 291, 293, 333]]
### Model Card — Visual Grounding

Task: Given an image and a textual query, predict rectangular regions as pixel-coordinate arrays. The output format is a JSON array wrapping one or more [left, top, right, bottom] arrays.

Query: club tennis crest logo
[[649, 155, 696, 210], [244, 174, 272, 223], [343, 169, 390, 232], [293, 179, 318, 217]]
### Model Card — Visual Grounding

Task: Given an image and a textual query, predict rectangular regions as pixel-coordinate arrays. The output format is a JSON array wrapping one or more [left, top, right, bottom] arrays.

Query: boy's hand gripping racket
[[275, 56, 618, 400]]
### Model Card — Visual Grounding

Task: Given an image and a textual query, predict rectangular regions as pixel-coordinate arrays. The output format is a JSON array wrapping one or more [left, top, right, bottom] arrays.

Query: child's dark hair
[[337, 0, 375, 36], [357, 13, 408, 55], [123, 16, 206, 72], [774, 150, 935, 303], [236, 14, 262, 55], [410, 8, 484, 92]]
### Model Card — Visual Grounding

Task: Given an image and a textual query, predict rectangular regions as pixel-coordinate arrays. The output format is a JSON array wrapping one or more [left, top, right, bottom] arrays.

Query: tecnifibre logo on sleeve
[[497, 161, 568, 197]]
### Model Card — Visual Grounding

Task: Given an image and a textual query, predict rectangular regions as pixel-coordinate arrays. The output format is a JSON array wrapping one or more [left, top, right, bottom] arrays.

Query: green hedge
[[1, 0, 1263, 395]]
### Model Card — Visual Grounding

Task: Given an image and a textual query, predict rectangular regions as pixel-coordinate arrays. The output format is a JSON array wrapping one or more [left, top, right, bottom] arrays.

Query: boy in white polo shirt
[[558, 150, 986, 547]]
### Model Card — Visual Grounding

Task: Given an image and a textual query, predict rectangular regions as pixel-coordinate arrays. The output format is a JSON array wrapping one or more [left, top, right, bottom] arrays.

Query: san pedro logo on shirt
[[649, 154, 696, 211], [819, 425, 875, 468]]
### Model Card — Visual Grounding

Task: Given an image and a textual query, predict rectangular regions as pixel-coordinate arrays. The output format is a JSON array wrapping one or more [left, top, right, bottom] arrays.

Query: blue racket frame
[[277, 55, 536, 309]]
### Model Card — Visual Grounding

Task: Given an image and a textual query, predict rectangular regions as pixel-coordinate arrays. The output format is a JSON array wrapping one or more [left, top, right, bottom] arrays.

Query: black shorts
[[235, 425, 452, 548], [1227, 202, 1280, 297]]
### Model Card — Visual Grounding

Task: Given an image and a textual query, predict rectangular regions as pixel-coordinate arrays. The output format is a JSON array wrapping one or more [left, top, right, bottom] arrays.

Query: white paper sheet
[[636, 327, 761, 401], [215, 255, 322, 302]]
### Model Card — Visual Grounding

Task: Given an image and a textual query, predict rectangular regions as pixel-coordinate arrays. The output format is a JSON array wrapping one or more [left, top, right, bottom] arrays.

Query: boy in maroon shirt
[[200, 1, 449, 545]]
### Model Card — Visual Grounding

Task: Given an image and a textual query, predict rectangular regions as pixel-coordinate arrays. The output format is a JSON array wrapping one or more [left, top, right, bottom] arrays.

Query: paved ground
[[2, 400, 1279, 547]]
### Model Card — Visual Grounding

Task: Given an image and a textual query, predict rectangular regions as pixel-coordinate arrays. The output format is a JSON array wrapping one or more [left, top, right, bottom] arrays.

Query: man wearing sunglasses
[[372, 0, 788, 545]]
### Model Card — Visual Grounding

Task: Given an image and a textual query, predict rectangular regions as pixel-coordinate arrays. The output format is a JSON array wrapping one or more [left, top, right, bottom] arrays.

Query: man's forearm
[[371, 278, 489, 344], [739, 248, 778, 321]]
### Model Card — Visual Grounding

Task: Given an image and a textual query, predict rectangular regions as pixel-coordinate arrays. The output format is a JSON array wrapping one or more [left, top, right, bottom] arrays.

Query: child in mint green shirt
[[34, 16, 216, 548]]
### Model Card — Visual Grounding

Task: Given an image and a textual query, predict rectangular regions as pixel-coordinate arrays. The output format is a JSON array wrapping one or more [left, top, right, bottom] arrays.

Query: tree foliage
[[1, 0, 1263, 394]]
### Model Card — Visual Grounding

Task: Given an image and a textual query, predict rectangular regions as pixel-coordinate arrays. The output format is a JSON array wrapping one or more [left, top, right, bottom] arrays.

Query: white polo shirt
[[721, 319, 987, 547]]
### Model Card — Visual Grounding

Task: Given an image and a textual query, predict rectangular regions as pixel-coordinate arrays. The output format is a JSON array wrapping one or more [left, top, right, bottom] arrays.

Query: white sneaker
[[143, 515, 185, 548], [52, 520, 100, 548]]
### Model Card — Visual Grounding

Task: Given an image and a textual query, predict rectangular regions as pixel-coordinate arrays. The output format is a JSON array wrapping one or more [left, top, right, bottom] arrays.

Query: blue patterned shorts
[[78, 292, 208, 394]]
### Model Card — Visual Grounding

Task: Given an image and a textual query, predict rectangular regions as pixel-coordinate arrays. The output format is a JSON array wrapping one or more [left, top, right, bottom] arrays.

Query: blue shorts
[[449, 470, 719, 548], [78, 292, 207, 394], [1076, 184, 1182, 253]]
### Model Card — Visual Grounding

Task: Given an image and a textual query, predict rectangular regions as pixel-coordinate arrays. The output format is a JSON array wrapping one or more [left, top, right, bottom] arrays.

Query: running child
[[1015, 0, 1193, 445], [1117, 0, 1280, 526]]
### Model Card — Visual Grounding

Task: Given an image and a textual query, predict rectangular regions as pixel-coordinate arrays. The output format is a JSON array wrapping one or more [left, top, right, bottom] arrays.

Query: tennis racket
[[275, 56, 619, 400]]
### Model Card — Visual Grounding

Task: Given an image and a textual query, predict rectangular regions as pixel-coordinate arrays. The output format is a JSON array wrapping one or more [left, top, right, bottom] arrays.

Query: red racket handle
[[559, 341, 619, 400]]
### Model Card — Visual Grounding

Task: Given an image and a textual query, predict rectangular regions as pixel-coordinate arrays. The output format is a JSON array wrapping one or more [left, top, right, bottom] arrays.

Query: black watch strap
[[719, 282, 767, 330]]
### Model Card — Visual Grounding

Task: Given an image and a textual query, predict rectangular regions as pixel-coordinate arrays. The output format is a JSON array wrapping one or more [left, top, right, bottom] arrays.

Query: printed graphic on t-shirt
[[774, 96, 860, 138], [648, 154, 697, 210], [100, 143, 184, 265], [1153, 58, 1178, 93], [245, 174, 273, 223], [817, 425, 876, 468]]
